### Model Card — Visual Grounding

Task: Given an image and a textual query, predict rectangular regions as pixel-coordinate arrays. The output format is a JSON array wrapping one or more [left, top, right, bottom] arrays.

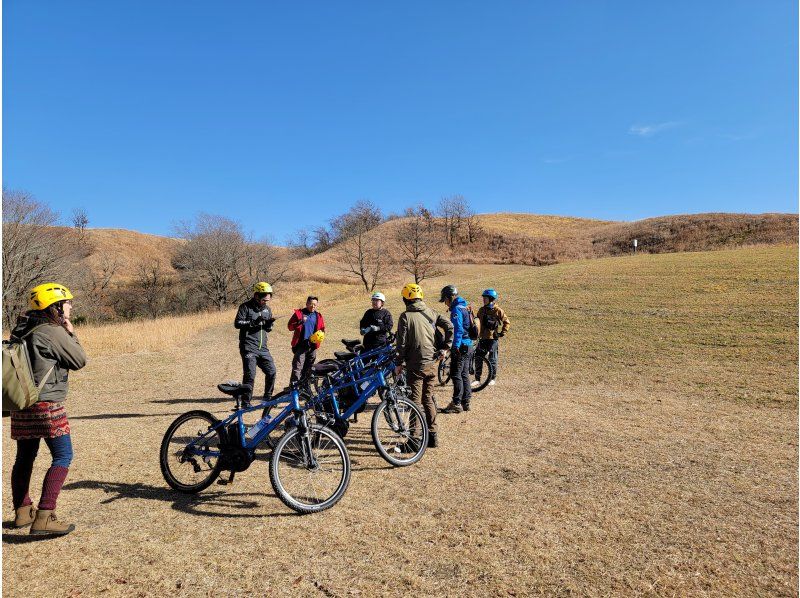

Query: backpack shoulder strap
[[14, 324, 56, 389]]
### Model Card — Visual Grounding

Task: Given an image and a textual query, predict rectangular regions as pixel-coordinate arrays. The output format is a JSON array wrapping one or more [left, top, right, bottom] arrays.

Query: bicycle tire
[[160, 410, 223, 493], [371, 396, 428, 467], [437, 355, 451, 386], [269, 424, 351, 514], [470, 352, 495, 393]]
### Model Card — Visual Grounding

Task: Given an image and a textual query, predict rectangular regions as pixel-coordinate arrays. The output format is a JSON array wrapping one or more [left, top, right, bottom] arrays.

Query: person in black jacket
[[234, 282, 277, 403], [359, 292, 393, 350]]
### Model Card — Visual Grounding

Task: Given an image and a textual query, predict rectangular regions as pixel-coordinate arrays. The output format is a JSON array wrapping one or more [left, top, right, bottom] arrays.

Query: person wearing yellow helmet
[[288, 296, 326, 383], [394, 283, 453, 448], [9, 283, 87, 536], [234, 282, 277, 404]]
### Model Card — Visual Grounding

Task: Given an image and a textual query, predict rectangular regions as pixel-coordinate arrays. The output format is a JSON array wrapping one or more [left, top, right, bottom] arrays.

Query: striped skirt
[[10, 402, 70, 440]]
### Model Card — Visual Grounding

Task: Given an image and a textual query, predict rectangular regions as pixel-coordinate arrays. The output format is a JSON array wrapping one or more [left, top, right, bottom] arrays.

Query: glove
[[360, 327, 370, 335], [459, 344, 469, 355], [369, 325, 380, 333]]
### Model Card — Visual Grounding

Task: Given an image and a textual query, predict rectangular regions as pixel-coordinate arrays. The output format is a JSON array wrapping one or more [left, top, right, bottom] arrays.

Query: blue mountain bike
[[306, 340, 428, 466], [159, 382, 351, 514]]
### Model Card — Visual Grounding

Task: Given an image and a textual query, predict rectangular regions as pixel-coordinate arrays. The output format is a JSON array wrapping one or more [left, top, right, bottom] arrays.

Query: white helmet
[[371, 292, 386, 302]]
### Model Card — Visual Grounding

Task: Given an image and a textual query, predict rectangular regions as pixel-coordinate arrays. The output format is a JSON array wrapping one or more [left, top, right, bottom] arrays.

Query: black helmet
[[439, 285, 458, 303]]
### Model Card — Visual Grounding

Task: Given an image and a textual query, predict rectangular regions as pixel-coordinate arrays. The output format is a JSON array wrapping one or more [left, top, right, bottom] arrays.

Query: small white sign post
[[633, 238, 638, 254]]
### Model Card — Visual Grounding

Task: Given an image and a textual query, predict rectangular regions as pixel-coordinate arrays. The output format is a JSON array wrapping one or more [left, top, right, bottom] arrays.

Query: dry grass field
[[2, 245, 797, 597]]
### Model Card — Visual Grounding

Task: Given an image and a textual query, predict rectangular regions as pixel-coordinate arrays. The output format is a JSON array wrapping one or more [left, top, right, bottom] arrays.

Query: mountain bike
[[159, 382, 351, 514], [437, 346, 495, 392], [305, 340, 428, 467]]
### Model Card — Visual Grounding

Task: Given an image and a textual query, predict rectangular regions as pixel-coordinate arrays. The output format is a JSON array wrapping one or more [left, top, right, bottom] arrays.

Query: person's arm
[[437, 313, 454, 351], [359, 311, 370, 330], [499, 307, 510, 336], [287, 311, 301, 331], [383, 311, 393, 333], [234, 304, 251, 329], [40, 327, 88, 371], [450, 309, 463, 348], [395, 314, 408, 364]]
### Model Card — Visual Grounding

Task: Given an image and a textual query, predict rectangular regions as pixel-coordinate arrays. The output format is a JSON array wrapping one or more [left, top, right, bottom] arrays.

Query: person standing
[[9, 283, 87, 536], [439, 285, 475, 413], [359, 292, 393, 350], [234, 282, 277, 404], [475, 288, 510, 386], [394, 283, 453, 448], [288, 296, 325, 383]]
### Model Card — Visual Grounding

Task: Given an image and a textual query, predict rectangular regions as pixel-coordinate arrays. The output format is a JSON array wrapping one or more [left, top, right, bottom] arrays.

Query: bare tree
[[395, 205, 445, 284], [173, 214, 249, 310], [136, 258, 170, 319], [463, 205, 482, 243], [336, 200, 386, 291], [71, 207, 89, 232], [2, 189, 81, 329], [75, 251, 120, 321], [234, 238, 289, 298]]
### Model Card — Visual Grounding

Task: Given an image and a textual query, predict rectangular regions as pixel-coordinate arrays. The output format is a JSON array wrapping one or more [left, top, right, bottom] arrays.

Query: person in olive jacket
[[10, 283, 87, 536], [234, 282, 277, 403], [359, 291, 393, 350]]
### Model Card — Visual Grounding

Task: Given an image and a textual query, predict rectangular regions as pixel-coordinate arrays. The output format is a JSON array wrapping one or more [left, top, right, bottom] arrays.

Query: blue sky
[[4, 1, 797, 242]]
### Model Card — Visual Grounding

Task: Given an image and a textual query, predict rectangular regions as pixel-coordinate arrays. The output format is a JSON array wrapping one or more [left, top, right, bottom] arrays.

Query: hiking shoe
[[463, 402, 471, 412], [428, 432, 438, 448], [488, 380, 496, 386], [441, 402, 463, 414], [14, 505, 36, 528], [30, 510, 75, 536]]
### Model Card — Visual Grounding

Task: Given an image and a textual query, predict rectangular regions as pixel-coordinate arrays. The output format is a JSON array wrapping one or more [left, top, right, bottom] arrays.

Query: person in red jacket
[[287, 296, 326, 383]]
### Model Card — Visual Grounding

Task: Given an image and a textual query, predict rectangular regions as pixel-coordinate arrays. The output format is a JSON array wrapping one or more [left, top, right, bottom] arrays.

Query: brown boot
[[14, 505, 36, 528], [29, 510, 75, 536], [440, 402, 463, 414]]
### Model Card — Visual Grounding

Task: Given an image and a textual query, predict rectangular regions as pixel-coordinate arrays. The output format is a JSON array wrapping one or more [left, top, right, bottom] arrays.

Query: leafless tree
[[75, 251, 120, 321], [2, 189, 82, 329], [235, 238, 289, 297], [136, 258, 170, 319], [395, 205, 445, 284], [335, 200, 386, 291], [173, 214, 250, 310], [71, 207, 89, 232]]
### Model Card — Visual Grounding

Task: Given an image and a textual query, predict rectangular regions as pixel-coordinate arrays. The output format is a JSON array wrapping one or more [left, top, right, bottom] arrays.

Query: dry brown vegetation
[[3, 244, 797, 596]]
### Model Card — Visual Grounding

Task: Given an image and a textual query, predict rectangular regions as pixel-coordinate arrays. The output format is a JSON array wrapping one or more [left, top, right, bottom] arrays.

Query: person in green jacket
[[9, 283, 87, 536], [394, 283, 453, 448]]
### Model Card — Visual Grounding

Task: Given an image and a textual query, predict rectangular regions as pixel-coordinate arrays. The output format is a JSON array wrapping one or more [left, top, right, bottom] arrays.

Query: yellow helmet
[[29, 283, 74, 310], [309, 330, 325, 345], [253, 282, 273, 294], [401, 283, 423, 301]]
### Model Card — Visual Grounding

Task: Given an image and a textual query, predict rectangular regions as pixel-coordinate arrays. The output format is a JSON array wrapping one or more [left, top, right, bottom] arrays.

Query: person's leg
[[241, 352, 257, 400], [461, 345, 473, 408], [450, 349, 464, 405], [258, 351, 277, 400], [420, 365, 437, 434], [474, 341, 487, 380], [489, 339, 499, 381], [38, 433, 73, 511], [12, 438, 40, 509], [290, 346, 306, 383], [300, 348, 317, 381]]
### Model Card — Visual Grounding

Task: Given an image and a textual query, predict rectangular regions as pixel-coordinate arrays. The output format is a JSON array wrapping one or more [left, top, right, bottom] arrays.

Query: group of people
[[6, 278, 509, 536], [234, 280, 511, 449]]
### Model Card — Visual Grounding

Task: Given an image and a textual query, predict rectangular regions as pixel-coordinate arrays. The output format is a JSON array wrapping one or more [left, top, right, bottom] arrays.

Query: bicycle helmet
[[253, 282, 273, 294], [482, 288, 498, 300], [439, 285, 458, 303], [401, 283, 423, 301], [371, 292, 386, 302], [29, 283, 73, 310]]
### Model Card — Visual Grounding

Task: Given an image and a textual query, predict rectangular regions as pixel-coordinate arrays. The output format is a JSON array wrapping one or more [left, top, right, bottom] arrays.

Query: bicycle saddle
[[217, 382, 252, 397], [312, 360, 340, 375], [341, 339, 362, 351], [334, 351, 357, 361]]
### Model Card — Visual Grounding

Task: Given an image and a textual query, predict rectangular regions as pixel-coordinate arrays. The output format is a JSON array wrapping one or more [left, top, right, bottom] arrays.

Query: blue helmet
[[482, 288, 498, 300]]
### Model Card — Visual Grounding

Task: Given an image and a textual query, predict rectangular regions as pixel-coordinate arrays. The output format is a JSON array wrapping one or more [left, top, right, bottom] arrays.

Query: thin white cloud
[[628, 121, 682, 137], [543, 157, 571, 164]]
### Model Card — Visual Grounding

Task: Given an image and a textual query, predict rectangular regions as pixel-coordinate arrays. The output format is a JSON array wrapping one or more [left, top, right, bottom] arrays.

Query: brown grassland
[[2, 244, 797, 597]]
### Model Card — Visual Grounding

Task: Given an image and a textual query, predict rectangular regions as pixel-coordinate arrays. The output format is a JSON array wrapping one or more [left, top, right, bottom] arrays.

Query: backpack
[[2, 326, 55, 412], [461, 305, 480, 341]]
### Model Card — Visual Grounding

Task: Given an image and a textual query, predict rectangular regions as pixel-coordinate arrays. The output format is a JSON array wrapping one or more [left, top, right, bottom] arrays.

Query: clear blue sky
[[4, 1, 797, 242]]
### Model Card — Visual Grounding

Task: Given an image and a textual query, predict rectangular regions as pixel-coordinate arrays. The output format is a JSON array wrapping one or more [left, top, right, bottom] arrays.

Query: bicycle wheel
[[270, 424, 351, 514], [160, 410, 223, 493], [437, 355, 451, 386], [371, 396, 428, 466], [470, 353, 495, 393]]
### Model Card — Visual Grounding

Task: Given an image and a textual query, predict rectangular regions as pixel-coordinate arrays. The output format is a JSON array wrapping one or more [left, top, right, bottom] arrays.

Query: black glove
[[459, 344, 469, 355], [251, 315, 263, 325]]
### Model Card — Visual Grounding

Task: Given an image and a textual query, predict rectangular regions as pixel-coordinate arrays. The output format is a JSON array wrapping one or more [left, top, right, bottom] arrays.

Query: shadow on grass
[[61, 480, 297, 519], [150, 397, 232, 405], [2, 532, 61, 544]]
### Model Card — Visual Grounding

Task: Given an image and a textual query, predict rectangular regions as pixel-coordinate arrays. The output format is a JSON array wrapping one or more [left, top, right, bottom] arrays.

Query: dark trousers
[[241, 350, 277, 400], [407, 362, 438, 434], [451, 344, 473, 405], [290, 342, 317, 383], [12, 434, 73, 510], [475, 339, 498, 380]]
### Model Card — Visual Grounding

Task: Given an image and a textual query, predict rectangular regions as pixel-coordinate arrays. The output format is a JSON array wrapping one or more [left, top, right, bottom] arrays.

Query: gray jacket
[[11, 313, 88, 403]]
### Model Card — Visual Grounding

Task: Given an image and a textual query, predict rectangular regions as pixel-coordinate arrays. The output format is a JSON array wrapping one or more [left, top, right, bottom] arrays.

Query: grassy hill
[[4, 245, 795, 595]]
